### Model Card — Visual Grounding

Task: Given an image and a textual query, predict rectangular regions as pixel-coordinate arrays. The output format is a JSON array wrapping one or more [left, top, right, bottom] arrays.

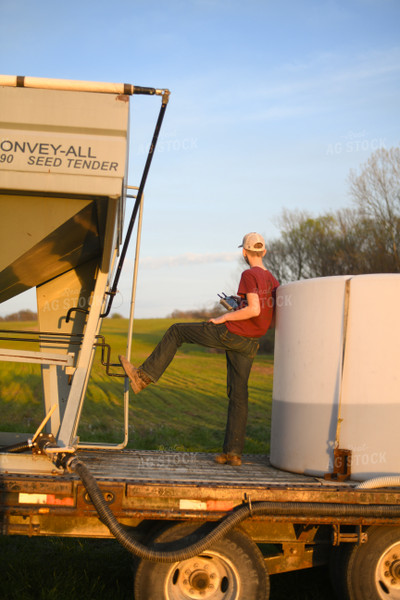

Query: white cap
[[238, 232, 266, 251]]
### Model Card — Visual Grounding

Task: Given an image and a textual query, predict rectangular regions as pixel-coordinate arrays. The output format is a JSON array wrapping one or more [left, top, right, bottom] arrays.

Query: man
[[119, 232, 279, 466]]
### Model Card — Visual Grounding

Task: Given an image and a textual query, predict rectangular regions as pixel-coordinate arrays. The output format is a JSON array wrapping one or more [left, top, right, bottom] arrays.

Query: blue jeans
[[140, 322, 259, 455]]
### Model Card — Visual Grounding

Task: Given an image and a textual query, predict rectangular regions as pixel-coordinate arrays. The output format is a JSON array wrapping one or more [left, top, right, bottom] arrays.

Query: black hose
[[100, 91, 169, 318], [70, 456, 400, 564]]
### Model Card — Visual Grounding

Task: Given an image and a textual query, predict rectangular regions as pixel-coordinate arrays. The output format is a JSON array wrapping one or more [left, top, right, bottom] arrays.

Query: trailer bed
[[3, 449, 400, 518], [1, 446, 400, 576], [78, 448, 349, 488]]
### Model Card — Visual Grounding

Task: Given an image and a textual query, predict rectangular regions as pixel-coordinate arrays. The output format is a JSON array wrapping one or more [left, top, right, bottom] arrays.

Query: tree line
[[264, 147, 400, 283], [0, 309, 38, 322]]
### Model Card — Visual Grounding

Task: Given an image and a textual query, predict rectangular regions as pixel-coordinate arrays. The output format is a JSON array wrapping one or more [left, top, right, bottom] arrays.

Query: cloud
[[192, 46, 400, 126], [141, 251, 238, 269]]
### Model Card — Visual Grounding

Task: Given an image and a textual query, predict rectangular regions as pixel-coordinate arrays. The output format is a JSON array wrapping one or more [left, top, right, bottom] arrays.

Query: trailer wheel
[[134, 523, 269, 600], [331, 526, 400, 600]]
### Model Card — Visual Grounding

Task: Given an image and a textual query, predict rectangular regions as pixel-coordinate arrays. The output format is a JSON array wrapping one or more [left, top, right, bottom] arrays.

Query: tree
[[263, 237, 293, 284], [348, 147, 400, 272], [265, 210, 344, 282], [265, 147, 400, 282]]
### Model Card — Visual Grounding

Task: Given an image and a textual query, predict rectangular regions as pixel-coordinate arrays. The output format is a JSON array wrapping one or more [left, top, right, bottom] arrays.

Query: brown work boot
[[119, 356, 152, 394], [214, 453, 228, 464], [214, 453, 242, 466]]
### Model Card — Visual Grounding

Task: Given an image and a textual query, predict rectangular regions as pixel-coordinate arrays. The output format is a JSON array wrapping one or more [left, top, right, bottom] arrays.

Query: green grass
[[0, 318, 336, 599], [0, 317, 273, 453]]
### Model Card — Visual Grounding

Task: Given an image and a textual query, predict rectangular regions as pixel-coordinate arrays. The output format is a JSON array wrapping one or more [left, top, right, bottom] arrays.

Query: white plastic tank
[[270, 274, 400, 482]]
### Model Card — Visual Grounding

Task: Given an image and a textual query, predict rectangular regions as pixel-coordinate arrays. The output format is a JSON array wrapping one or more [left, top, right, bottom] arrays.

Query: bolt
[[385, 571, 390, 577], [208, 584, 214, 590], [386, 561, 390, 567], [189, 589, 195, 595], [394, 554, 398, 560], [185, 569, 191, 575], [183, 579, 188, 586], [392, 579, 396, 585]]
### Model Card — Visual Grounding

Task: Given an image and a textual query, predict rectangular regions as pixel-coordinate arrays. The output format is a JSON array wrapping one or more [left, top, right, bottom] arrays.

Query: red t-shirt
[[226, 267, 279, 338]]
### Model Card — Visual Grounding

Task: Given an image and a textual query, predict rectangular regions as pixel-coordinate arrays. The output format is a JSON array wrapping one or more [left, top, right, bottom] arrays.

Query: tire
[[134, 522, 269, 600], [331, 526, 400, 600]]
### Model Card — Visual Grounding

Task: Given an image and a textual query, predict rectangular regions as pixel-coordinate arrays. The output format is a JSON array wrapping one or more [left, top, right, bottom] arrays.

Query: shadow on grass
[[270, 566, 336, 599]]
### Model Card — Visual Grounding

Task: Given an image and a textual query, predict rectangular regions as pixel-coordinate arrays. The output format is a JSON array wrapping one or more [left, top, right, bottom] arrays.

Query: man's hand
[[209, 293, 260, 325], [209, 314, 227, 325]]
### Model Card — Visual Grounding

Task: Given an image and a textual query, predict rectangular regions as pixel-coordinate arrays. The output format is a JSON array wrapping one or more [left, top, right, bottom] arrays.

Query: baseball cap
[[238, 232, 266, 251]]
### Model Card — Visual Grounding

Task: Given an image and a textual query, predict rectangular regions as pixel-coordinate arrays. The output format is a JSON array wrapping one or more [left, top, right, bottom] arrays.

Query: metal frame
[[78, 186, 144, 451]]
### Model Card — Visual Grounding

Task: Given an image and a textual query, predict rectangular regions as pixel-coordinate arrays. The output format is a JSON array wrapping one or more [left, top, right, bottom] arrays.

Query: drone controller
[[218, 293, 244, 311]]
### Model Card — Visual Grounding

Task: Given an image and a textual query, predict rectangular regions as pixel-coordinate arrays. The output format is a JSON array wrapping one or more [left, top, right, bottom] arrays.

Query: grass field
[[0, 317, 273, 453], [0, 318, 336, 599]]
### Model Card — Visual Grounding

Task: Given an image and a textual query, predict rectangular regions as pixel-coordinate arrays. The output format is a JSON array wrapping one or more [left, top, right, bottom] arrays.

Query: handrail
[[0, 74, 169, 97]]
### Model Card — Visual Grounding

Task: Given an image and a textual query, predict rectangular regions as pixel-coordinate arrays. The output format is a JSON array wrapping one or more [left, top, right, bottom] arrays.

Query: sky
[[0, 0, 399, 318]]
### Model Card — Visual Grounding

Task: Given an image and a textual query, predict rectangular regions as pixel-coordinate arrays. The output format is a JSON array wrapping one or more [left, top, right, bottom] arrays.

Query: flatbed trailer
[[1, 76, 400, 600], [2, 448, 400, 599]]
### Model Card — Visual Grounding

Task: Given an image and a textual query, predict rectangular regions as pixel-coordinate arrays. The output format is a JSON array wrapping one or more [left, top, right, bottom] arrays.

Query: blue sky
[[1, 0, 399, 318]]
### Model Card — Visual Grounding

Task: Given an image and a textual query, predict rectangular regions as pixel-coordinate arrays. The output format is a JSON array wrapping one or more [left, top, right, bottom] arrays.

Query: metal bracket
[[325, 448, 352, 481], [32, 432, 57, 455], [332, 524, 368, 546], [243, 493, 253, 516]]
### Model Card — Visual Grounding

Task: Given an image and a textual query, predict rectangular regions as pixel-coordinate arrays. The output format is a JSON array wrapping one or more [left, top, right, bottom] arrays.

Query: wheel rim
[[164, 551, 241, 600], [375, 541, 400, 599]]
